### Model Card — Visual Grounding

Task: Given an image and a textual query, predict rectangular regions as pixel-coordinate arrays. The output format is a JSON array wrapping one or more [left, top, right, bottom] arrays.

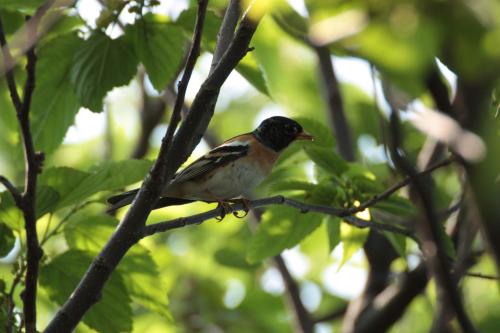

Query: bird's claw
[[215, 201, 232, 222], [231, 198, 251, 219]]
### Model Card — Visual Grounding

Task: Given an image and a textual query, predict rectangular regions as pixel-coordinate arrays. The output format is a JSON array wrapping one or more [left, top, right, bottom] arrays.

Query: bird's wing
[[171, 136, 251, 184]]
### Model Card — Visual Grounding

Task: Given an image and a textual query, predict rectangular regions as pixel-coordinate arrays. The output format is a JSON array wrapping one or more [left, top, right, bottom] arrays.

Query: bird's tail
[[106, 189, 194, 213]]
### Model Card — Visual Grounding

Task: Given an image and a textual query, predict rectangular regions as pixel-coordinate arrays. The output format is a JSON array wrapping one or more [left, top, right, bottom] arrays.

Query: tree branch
[[0, 175, 22, 206], [314, 46, 355, 161], [388, 109, 476, 333], [45, 5, 260, 332], [210, 0, 240, 74], [141, 195, 415, 239], [273, 255, 314, 333], [0, 8, 47, 332]]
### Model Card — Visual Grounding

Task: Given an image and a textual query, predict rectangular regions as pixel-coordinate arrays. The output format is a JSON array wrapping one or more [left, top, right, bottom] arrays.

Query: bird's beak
[[296, 131, 314, 141]]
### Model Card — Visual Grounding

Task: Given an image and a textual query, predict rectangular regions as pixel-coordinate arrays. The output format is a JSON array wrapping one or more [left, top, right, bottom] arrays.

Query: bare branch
[[274, 255, 314, 333], [314, 46, 355, 161], [0, 175, 22, 207], [141, 195, 415, 240], [313, 305, 348, 323], [388, 108, 476, 333], [210, 0, 241, 74]]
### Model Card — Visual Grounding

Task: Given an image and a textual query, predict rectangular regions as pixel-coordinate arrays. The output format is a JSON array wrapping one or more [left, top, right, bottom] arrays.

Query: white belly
[[201, 158, 266, 199]]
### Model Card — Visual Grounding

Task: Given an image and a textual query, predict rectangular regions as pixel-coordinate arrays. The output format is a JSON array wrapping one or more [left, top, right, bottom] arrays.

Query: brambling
[[107, 116, 313, 214]]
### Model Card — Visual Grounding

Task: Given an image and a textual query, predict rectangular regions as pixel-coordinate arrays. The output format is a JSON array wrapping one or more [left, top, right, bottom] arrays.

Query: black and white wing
[[171, 139, 250, 184]]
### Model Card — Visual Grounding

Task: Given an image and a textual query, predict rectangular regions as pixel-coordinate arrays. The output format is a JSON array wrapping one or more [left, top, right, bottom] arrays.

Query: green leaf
[[236, 52, 270, 96], [339, 220, 369, 269], [325, 216, 341, 253], [293, 117, 336, 148], [70, 32, 138, 112], [31, 34, 83, 153], [40, 160, 152, 210], [175, 8, 221, 50], [304, 146, 348, 175], [0, 222, 15, 257], [439, 225, 456, 260], [127, 15, 187, 91], [40, 250, 132, 333], [373, 196, 416, 217], [35, 186, 60, 218], [0, 0, 44, 12], [64, 214, 115, 252], [272, 2, 309, 41], [383, 231, 406, 259], [247, 206, 322, 263], [64, 214, 170, 317], [119, 247, 170, 317], [0, 190, 22, 230], [267, 180, 316, 194]]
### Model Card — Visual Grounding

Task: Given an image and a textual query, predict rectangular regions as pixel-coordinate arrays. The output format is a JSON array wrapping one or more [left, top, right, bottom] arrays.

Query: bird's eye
[[285, 126, 296, 135]]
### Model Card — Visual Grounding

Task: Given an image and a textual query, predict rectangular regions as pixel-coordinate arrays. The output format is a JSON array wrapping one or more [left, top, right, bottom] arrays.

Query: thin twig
[[274, 255, 314, 333], [463, 272, 500, 280], [141, 195, 416, 240], [388, 108, 476, 333], [0, 175, 22, 206], [342, 157, 454, 217], [313, 305, 348, 323]]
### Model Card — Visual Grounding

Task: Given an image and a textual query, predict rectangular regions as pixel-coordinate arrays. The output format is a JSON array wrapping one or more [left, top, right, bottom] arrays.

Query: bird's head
[[253, 116, 314, 152]]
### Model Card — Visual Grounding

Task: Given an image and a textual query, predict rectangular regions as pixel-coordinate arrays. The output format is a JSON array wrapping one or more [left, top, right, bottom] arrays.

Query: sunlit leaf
[[325, 216, 341, 252], [127, 14, 187, 91], [247, 206, 322, 263], [339, 219, 369, 269], [304, 146, 348, 175], [31, 34, 82, 153], [40, 160, 152, 210], [236, 52, 270, 96], [373, 196, 416, 217], [40, 250, 132, 333], [70, 32, 138, 112]]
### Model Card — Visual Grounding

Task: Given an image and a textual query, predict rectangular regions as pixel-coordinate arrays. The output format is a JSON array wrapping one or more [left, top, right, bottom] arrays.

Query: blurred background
[[1, 0, 499, 332]]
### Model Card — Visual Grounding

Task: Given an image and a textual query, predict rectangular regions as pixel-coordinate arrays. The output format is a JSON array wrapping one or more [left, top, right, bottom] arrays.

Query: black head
[[253, 116, 313, 152]]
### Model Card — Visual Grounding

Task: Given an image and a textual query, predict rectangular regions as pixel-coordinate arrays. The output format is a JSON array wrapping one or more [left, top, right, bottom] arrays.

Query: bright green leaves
[[40, 250, 133, 333], [236, 52, 270, 96], [70, 32, 138, 112], [40, 159, 152, 209], [127, 15, 187, 91], [304, 146, 348, 175], [247, 206, 323, 263], [339, 221, 369, 268], [31, 34, 83, 153], [63, 213, 170, 317], [0, 222, 15, 257]]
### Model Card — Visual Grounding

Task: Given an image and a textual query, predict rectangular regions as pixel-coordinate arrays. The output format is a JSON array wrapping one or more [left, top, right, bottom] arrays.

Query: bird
[[107, 116, 313, 214]]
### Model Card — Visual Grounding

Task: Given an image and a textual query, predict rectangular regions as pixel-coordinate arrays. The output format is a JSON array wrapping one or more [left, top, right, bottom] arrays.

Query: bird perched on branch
[[107, 116, 313, 214]]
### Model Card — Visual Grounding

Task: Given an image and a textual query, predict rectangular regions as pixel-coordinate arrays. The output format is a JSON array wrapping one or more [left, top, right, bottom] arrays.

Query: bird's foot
[[215, 200, 232, 221], [231, 198, 251, 218]]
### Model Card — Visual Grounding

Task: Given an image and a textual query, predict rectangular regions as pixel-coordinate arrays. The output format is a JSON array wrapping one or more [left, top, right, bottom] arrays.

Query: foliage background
[[0, 0, 499, 332]]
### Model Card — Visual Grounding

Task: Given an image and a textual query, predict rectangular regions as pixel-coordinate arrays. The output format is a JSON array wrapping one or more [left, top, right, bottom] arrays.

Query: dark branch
[[210, 0, 240, 74], [342, 157, 454, 217], [314, 46, 355, 161], [0, 175, 22, 207], [274, 255, 314, 333], [388, 108, 476, 333], [141, 196, 415, 240], [45, 5, 260, 332], [313, 305, 348, 323]]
